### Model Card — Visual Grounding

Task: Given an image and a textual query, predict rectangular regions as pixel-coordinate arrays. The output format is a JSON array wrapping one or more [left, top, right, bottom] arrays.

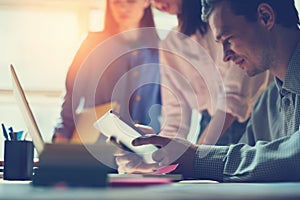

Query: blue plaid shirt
[[194, 42, 300, 182]]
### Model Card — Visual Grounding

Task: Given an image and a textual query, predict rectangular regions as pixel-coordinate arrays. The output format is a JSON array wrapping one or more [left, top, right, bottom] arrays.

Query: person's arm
[[53, 32, 104, 142], [52, 132, 69, 143], [52, 53, 84, 143], [197, 110, 236, 145], [131, 131, 300, 182], [194, 131, 300, 182], [52, 80, 77, 143], [132, 135, 198, 178]]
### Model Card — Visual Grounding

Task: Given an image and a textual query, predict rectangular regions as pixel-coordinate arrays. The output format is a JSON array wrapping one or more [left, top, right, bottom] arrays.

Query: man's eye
[[224, 37, 232, 45]]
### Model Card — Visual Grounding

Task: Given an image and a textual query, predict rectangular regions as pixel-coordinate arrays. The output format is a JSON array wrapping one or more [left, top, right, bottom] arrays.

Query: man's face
[[208, 2, 271, 77]]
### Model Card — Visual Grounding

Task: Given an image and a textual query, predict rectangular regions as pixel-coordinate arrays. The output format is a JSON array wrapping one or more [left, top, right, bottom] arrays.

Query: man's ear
[[257, 3, 275, 29]]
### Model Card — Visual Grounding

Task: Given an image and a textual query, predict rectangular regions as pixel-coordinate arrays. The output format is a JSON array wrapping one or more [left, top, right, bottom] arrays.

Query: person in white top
[[154, 0, 272, 145]]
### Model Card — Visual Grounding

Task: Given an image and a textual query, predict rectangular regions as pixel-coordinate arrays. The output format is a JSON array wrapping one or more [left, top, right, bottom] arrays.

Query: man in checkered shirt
[[116, 0, 300, 182]]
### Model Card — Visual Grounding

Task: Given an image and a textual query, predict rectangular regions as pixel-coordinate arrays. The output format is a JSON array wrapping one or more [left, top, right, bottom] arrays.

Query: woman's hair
[[178, 0, 208, 36], [104, 0, 156, 34]]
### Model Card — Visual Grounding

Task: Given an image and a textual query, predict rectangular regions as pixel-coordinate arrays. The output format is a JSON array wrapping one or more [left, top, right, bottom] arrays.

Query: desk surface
[[0, 180, 300, 200]]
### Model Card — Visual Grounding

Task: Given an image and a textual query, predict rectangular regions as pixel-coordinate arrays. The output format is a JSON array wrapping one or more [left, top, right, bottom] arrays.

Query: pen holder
[[4, 140, 34, 180]]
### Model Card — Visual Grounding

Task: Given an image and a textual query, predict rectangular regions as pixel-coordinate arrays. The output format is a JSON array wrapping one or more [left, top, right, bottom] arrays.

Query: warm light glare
[[0, 8, 83, 90], [0, 1, 176, 159], [89, 9, 105, 32]]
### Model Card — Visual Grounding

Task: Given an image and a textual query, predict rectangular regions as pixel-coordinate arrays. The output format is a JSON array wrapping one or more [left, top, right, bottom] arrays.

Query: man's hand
[[113, 125, 198, 177], [108, 124, 157, 174], [134, 124, 156, 135], [115, 150, 158, 174], [133, 135, 198, 178]]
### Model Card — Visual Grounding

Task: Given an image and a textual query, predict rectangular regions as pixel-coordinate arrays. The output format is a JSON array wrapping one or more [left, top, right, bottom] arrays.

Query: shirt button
[[135, 95, 141, 102], [284, 98, 290, 107]]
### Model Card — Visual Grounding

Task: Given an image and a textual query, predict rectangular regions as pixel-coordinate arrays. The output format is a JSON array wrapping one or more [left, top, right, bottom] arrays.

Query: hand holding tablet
[[94, 110, 158, 164]]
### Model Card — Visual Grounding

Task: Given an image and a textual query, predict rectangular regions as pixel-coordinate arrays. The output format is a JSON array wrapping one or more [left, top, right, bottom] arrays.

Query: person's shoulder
[[85, 31, 111, 43], [78, 31, 112, 51], [160, 27, 187, 48], [162, 27, 204, 45], [162, 27, 180, 39]]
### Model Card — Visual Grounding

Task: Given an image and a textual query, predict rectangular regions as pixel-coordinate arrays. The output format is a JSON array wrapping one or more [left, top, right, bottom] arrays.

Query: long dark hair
[[104, 0, 156, 34], [178, 0, 207, 36]]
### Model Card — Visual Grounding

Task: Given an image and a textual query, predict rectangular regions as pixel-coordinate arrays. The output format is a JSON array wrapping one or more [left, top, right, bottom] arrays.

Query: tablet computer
[[94, 110, 158, 164]]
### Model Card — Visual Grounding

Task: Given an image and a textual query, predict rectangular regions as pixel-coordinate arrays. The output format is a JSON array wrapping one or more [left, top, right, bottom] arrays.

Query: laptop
[[10, 64, 118, 155], [10, 64, 45, 154], [10, 64, 120, 186]]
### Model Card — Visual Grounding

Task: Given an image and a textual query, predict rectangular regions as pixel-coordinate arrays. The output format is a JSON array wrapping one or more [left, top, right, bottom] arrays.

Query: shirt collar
[[281, 41, 300, 95]]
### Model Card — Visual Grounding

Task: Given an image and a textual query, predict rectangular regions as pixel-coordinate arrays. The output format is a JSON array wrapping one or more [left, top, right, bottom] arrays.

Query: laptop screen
[[10, 65, 45, 154]]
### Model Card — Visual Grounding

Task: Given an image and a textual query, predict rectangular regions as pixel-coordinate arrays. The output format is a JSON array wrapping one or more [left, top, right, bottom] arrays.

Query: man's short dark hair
[[202, 0, 300, 29]]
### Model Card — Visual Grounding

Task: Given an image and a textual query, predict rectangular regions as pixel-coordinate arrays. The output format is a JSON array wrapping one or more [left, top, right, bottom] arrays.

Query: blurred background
[[0, 0, 177, 158]]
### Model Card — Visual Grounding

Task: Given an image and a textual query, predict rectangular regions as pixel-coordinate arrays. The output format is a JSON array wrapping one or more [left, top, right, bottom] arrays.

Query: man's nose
[[223, 48, 234, 62]]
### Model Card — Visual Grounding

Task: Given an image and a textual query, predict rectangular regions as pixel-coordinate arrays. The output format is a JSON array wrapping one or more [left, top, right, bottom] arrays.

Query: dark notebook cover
[[32, 143, 117, 187]]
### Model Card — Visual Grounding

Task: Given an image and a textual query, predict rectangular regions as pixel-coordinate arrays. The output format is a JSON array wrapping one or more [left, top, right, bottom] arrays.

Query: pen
[[8, 126, 16, 141], [8, 126, 14, 133], [1, 123, 9, 140]]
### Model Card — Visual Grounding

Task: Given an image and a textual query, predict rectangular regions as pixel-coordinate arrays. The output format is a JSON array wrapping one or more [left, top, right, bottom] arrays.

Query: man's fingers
[[115, 153, 141, 165], [132, 135, 170, 147], [152, 149, 165, 163], [121, 162, 158, 174], [116, 154, 158, 174], [113, 148, 131, 156], [134, 124, 155, 135]]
